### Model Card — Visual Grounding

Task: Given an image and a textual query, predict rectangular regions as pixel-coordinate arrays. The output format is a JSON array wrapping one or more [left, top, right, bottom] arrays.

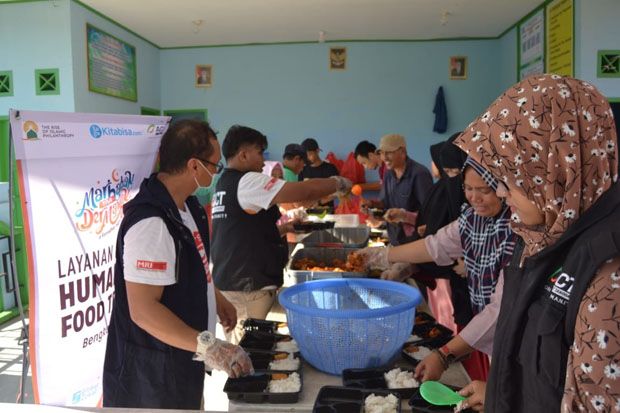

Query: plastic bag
[[326, 152, 365, 184], [340, 152, 366, 184], [325, 152, 344, 172], [335, 195, 367, 223]]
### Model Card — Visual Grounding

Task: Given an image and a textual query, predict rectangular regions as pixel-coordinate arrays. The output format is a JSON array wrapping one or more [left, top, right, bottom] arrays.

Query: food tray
[[414, 312, 436, 326], [306, 206, 333, 216], [409, 384, 473, 413], [342, 367, 418, 399], [410, 323, 454, 347], [242, 318, 287, 334], [247, 350, 303, 373], [293, 221, 335, 233], [223, 372, 302, 404], [239, 330, 299, 354], [401, 344, 434, 367], [313, 385, 402, 413], [301, 227, 371, 248], [287, 247, 367, 282]]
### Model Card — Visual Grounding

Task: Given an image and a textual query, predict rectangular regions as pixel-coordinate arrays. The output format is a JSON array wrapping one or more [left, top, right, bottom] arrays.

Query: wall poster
[[546, 0, 574, 77], [87, 24, 138, 102]]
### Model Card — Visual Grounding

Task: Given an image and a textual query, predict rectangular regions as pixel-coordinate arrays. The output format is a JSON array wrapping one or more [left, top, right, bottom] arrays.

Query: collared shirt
[[282, 166, 299, 182], [380, 157, 433, 245]]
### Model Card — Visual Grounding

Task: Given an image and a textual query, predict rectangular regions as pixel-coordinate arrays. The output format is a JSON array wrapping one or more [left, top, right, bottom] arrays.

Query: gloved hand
[[355, 247, 390, 271], [330, 176, 353, 196], [381, 262, 415, 281], [384, 208, 407, 223], [286, 207, 308, 222], [193, 331, 254, 377]]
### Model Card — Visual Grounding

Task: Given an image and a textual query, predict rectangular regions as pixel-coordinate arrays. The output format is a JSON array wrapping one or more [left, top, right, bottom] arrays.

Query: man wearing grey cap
[[363, 134, 433, 246], [282, 143, 307, 182]]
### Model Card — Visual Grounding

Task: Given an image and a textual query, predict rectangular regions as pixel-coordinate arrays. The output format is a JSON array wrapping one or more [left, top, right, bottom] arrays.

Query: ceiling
[[79, 0, 542, 48]]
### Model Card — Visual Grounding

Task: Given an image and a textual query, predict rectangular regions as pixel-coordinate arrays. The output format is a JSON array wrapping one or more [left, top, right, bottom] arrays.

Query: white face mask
[[194, 160, 214, 192]]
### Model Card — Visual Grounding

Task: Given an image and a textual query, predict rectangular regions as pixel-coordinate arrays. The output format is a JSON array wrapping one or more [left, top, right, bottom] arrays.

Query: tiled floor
[[0, 315, 33, 404]]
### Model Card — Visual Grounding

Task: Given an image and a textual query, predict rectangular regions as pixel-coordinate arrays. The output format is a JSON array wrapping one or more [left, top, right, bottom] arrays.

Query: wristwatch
[[438, 345, 456, 365]]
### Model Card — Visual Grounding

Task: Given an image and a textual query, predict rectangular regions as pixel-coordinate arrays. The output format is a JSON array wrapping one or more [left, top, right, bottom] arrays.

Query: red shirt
[[378, 161, 386, 182]]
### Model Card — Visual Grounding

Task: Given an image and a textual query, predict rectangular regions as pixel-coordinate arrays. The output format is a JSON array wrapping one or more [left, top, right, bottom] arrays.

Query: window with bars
[[598, 51, 620, 78], [0, 71, 12, 97], [35, 68, 60, 95]]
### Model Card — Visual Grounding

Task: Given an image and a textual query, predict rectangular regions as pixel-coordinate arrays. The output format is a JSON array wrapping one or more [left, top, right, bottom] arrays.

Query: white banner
[[9, 110, 169, 406]]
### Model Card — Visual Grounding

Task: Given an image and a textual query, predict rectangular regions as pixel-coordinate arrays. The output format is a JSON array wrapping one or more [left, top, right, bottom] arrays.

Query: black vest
[[211, 168, 288, 291], [103, 174, 209, 409], [486, 183, 620, 412]]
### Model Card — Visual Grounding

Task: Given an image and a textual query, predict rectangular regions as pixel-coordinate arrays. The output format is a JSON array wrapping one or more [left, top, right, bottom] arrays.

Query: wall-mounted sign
[[519, 9, 545, 80], [87, 24, 138, 102], [546, 0, 574, 77]]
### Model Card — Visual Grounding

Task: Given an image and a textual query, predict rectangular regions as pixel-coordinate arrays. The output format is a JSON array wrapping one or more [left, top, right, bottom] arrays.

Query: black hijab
[[416, 133, 466, 236], [416, 133, 472, 325]]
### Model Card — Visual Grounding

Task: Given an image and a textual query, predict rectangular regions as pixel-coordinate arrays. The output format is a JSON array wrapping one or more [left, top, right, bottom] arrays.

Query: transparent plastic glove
[[286, 207, 308, 222], [355, 247, 390, 270], [330, 176, 353, 196], [381, 262, 414, 281], [384, 208, 407, 223], [193, 331, 254, 378]]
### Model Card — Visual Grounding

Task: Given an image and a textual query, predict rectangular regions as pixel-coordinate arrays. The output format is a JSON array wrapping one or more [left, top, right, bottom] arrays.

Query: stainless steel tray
[[286, 247, 367, 283], [301, 227, 370, 248]]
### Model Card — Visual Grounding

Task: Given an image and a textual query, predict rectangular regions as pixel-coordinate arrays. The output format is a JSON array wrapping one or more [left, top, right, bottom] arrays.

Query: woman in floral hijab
[[454, 74, 619, 412]]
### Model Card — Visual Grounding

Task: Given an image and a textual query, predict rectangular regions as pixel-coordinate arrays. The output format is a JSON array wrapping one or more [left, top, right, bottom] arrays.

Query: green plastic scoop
[[420, 381, 466, 406]]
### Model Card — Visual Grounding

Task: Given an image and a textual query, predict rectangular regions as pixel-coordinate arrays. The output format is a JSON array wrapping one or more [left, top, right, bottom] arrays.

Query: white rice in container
[[404, 345, 432, 361], [384, 368, 419, 389], [275, 339, 299, 352], [267, 372, 301, 393], [268, 353, 300, 371], [364, 393, 399, 413]]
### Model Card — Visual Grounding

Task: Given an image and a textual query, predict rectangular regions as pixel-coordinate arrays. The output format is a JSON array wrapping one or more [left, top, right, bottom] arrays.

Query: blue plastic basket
[[278, 278, 422, 375]]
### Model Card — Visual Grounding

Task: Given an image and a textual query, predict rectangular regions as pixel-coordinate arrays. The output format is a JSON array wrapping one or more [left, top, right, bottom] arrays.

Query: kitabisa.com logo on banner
[[74, 169, 136, 236], [89, 124, 144, 139]]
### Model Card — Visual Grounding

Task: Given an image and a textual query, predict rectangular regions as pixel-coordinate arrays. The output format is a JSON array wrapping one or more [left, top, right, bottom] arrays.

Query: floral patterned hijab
[[454, 74, 618, 258]]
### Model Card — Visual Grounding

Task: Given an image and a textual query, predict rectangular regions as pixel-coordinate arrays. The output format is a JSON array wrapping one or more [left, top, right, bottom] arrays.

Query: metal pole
[[8, 110, 30, 403]]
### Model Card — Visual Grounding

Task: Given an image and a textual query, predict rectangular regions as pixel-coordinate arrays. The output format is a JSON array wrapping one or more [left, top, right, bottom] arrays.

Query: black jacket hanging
[[433, 86, 448, 133]]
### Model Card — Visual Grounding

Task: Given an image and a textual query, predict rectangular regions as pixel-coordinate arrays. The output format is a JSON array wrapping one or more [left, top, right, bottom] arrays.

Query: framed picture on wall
[[329, 47, 347, 70], [195, 64, 212, 87], [449, 56, 467, 80]]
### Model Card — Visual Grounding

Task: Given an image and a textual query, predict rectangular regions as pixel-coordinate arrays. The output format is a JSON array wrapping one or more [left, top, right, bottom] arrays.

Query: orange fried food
[[271, 373, 289, 380], [291, 252, 367, 273]]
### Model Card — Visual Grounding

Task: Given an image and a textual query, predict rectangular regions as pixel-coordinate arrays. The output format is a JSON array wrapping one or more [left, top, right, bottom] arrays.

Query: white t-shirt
[[123, 207, 217, 334], [237, 172, 286, 213]]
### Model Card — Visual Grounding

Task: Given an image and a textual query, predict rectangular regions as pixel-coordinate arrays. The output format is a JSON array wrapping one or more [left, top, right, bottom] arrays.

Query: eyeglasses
[[196, 157, 224, 173]]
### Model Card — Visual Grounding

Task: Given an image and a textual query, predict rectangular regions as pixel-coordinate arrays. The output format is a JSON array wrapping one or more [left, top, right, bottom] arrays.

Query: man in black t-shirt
[[299, 138, 339, 208], [299, 138, 339, 180]]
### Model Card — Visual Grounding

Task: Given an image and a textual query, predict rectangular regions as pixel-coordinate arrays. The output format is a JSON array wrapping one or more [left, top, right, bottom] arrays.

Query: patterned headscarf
[[459, 157, 515, 314], [455, 74, 618, 258]]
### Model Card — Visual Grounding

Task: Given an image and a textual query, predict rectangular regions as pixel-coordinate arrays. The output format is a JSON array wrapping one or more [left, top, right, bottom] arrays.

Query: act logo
[[22, 120, 39, 140], [89, 124, 103, 139]]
